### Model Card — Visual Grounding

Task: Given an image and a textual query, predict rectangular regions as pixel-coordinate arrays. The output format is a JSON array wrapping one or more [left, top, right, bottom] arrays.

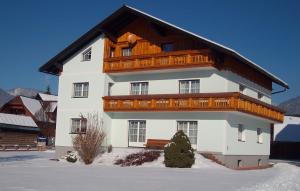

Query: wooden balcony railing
[[103, 50, 215, 73], [103, 92, 284, 122]]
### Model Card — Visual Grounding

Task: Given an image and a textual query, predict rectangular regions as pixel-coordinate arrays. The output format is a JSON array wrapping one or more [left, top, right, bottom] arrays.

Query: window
[[238, 124, 246, 142], [128, 120, 146, 143], [82, 48, 91, 61], [109, 47, 115, 58], [239, 84, 245, 93], [122, 47, 132, 56], [257, 128, 263, 143], [130, 82, 148, 95], [73, 83, 89, 97], [258, 93, 263, 100], [70, 118, 87, 134], [161, 43, 174, 52], [177, 121, 198, 145], [179, 80, 200, 94]]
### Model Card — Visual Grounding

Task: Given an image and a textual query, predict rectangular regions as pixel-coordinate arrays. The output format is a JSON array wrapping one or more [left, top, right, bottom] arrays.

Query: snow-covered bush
[[115, 150, 161, 166], [66, 151, 77, 163], [164, 130, 195, 168], [72, 113, 106, 165]]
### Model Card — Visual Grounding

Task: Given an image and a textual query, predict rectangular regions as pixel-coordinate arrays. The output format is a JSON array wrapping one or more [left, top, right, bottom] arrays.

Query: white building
[[274, 116, 300, 142], [39, 5, 288, 168]]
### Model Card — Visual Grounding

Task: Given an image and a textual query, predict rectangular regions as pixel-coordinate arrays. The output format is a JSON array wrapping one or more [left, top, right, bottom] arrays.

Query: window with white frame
[[82, 48, 91, 61], [130, 82, 148, 95], [238, 124, 246, 142], [70, 118, 87, 134], [128, 120, 146, 143], [257, 128, 263, 143], [73, 82, 89, 97], [122, 47, 132, 56], [177, 121, 198, 145], [179, 80, 200, 94]]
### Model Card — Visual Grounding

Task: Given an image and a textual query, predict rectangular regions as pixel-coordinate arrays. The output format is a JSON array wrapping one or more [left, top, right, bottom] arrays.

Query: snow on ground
[[0, 150, 299, 191], [97, 148, 224, 169]]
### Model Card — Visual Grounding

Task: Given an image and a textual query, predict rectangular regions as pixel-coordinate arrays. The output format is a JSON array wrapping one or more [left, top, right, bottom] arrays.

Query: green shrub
[[164, 130, 195, 168]]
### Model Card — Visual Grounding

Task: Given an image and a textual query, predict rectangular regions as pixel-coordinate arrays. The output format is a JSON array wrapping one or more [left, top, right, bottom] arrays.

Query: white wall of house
[[108, 112, 271, 156], [55, 35, 112, 147], [54, 34, 273, 158], [225, 113, 271, 156], [226, 71, 272, 104], [109, 112, 227, 153], [107, 70, 271, 104], [109, 69, 227, 95]]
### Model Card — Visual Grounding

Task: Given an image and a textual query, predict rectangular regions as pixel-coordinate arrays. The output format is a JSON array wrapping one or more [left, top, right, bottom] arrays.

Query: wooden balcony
[[103, 50, 215, 73], [103, 92, 284, 122]]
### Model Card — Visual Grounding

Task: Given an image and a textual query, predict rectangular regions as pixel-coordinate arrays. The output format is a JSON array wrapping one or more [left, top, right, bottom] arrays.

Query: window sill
[[72, 96, 89, 98]]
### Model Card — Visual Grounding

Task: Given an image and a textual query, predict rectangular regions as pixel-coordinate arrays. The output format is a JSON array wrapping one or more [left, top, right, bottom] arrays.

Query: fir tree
[[164, 130, 195, 168]]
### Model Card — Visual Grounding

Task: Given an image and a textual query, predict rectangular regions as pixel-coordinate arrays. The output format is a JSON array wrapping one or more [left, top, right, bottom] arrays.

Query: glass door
[[128, 120, 146, 147]]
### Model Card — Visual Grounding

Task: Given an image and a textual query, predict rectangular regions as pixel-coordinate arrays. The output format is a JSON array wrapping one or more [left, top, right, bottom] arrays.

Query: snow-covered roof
[[20, 96, 43, 115], [0, 113, 37, 127], [37, 93, 57, 102], [49, 102, 57, 112]]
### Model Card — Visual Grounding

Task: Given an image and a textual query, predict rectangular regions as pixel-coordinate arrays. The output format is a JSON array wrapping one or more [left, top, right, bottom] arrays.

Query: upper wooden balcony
[[103, 92, 284, 122], [103, 50, 215, 73]]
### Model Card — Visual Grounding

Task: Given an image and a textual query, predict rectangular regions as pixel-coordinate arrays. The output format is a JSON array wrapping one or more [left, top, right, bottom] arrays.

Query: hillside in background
[[0, 88, 13, 108], [279, 96, 300, 116], [7, 88, 41, 98], [0, 87, 44, 108]]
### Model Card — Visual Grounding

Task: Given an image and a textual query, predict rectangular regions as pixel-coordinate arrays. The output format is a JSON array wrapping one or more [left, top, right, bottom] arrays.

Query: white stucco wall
[[226, 71, 272, 104], [54, 34, 273, 158], [55, 35, 112, 147], [109, 112, 227, 153], [107, 69, 272, 104], [225, 113, 271, 156], [108, 69, 228, 96]]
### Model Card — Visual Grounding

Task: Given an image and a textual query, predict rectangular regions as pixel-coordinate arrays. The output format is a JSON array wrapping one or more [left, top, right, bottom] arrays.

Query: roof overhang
[[39, 5, 289, 89]]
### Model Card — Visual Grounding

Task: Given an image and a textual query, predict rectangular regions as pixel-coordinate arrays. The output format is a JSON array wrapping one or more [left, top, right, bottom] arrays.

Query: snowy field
[[0, 150, 299, 191]]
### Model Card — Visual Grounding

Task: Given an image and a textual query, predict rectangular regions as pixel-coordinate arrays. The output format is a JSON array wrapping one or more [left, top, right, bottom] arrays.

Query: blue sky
[[0, 0, 299, 104]]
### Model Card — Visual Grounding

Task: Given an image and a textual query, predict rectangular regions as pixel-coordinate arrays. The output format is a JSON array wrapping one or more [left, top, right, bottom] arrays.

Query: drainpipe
[[272, 87, 287, 95]]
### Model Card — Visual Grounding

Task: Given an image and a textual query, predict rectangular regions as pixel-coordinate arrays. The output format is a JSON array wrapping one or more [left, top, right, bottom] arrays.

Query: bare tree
[[72, 113, 106, 165]]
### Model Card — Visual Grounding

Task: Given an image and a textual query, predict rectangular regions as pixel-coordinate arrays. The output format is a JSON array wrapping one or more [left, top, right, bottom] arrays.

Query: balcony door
[[128, 120, 146, 147]]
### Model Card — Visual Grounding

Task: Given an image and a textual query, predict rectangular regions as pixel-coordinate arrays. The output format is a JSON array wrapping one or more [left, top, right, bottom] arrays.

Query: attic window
[[82, 48, 91, 61], [122, 47, 132, 57], [109, 47, 115, 58]]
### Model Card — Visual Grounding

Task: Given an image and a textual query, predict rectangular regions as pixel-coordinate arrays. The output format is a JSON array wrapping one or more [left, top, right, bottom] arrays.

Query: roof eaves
[[124, 5, 289, 89]]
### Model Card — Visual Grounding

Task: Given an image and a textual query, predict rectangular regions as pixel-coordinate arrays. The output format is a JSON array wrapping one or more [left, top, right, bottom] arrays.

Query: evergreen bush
[[164, 130, 195, 168]]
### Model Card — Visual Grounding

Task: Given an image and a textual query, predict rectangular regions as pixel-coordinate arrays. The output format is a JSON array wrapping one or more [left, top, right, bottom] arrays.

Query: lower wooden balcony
[[103, 50, 215, 73], [103, 92, 284, 122]]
